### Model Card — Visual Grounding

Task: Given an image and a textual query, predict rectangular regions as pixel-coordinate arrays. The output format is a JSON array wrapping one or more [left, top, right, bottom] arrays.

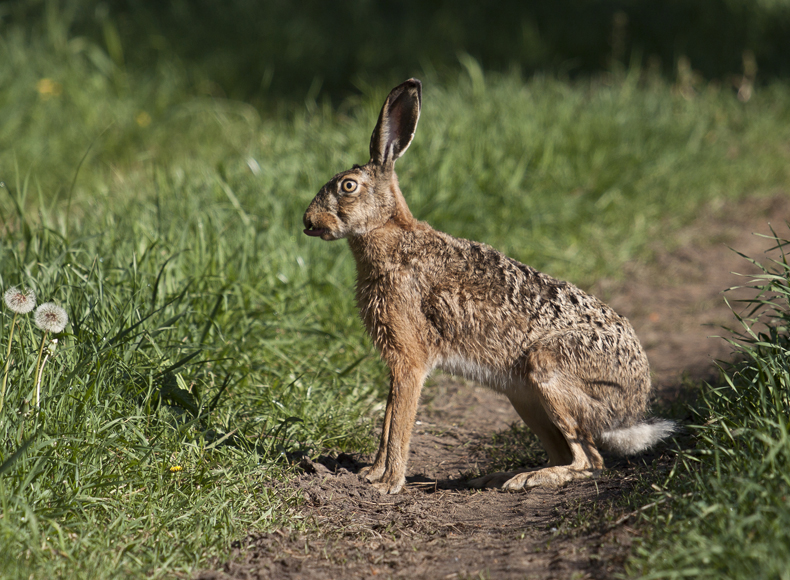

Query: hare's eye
[[341, 179, 358, 193]]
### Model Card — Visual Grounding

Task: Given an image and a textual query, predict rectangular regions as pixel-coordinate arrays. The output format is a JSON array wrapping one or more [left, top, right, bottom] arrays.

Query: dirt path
[[197, 195, 789, 580]]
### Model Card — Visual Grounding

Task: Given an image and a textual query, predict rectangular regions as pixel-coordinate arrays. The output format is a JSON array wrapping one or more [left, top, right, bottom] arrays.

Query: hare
[[303, 79, 674, 495]]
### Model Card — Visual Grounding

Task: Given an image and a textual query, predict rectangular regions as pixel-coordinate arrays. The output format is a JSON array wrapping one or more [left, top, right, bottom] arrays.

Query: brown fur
[[303, 79, 668, 495]]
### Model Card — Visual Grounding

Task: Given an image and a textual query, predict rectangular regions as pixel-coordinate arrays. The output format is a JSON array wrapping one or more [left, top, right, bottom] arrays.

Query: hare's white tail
[[597, 419, 676, 456]]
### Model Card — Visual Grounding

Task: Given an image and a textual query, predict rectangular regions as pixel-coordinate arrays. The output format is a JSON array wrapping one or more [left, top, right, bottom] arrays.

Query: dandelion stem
[[36, 352, 51, 412], [33, 331, 49, 411], [0, 312, 18, 414]]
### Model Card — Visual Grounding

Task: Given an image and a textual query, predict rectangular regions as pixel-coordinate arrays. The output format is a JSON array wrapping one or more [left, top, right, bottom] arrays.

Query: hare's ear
[[369, 79, 422, 167]]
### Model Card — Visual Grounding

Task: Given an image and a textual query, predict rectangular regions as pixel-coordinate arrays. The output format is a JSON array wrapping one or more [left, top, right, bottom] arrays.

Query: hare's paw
[[359, 463, 386, 483], [370, 473, 406, 495], [467, 471, 519, 489], [468, 467, 597, 490], [502, 469, 569, 490], [502, 467, 597, 490]]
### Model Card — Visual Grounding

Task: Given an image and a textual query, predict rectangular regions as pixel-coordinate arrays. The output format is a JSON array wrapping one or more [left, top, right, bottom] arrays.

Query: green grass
[[0, 160, 383, 577], [1, 11, 790, 579], [627, 233, 790, 579]]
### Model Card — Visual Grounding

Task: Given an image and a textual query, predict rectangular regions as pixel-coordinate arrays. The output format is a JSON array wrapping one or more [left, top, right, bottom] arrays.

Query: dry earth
[[197, 195, 789, 580]]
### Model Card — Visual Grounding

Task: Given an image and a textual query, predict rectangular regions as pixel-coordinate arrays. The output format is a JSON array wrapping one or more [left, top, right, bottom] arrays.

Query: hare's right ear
[[369, 79, 422, 167]]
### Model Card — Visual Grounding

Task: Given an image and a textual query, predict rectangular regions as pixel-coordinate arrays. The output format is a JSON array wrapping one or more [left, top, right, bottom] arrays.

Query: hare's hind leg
[[468, 390, 602, 490], [498, 392, 604, 490], [469, 351, 605, 490]]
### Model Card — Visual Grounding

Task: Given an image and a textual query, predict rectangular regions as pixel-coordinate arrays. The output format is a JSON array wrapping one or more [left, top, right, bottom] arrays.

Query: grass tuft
[[628, 227, 790, 579]]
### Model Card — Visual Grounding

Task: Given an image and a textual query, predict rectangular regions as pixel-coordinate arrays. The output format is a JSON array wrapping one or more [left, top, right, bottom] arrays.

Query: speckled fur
[[303, 79, 674, 495]]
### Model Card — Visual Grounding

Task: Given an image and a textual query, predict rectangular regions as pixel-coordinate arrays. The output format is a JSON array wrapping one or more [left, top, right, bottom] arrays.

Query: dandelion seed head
[[34, 302, 68, 333], [4, 287, 36, 314]]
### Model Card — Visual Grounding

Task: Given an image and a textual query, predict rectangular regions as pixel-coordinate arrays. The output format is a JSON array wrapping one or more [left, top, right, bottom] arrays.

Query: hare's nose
[[303, 214, 329, 237]]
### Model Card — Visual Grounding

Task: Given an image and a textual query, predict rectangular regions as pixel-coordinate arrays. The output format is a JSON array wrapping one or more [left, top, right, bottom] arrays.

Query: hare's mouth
[[303, 227, 329, 237]]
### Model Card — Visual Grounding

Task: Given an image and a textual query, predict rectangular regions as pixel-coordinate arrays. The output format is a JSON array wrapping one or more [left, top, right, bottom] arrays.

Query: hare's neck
[[347, 225, 401, 272], [388, 179, 416, 230], [347, 180, 419, 270]]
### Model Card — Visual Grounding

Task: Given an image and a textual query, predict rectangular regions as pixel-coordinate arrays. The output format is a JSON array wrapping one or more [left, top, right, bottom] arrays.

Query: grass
[[1, 10, 790, 579], [0, 167, 383, 577], [627, 231, 790, 579]]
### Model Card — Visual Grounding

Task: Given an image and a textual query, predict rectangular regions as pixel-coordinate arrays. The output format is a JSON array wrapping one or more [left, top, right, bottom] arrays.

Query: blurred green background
[[4, 0, 790, 103]]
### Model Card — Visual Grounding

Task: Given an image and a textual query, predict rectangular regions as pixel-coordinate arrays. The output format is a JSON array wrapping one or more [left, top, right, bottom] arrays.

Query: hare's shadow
[[300, 453, 472, 493]]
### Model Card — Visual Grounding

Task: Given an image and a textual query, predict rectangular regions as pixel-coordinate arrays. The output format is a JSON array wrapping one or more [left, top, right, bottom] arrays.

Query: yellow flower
[[36, 78, 63, 100], [169, 465, 183, 472], [135, 111, 152, 128]]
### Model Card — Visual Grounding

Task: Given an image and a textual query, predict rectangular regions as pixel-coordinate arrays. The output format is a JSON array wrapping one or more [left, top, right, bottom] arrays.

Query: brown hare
[[303, 79, 674, 495]]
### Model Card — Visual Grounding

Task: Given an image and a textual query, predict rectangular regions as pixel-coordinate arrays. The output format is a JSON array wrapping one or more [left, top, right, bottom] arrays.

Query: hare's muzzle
[[303, 227, 328, 237], [303, 215, 330, 237]]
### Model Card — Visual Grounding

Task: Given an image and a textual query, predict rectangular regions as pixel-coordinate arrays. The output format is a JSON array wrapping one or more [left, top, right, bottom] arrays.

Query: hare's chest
[[354, 270, 421, 351]]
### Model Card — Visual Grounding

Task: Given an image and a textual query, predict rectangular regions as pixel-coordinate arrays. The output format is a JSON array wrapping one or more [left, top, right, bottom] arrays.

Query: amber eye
[[340, 179, 358, 193]]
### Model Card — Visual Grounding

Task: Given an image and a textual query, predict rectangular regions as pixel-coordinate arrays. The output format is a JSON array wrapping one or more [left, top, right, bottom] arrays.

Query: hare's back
[[407, 232, 650, 419], [416, 232, 612, 333], [413, 231, 643, 358]]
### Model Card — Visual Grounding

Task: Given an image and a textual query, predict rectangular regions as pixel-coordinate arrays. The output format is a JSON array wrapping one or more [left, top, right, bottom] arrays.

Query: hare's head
[[303, 79, 422, 240]]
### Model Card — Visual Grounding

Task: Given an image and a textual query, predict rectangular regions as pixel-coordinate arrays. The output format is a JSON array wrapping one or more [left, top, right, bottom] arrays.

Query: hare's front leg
[[360, 362, 426, 495], [358, 386, 394, 482]]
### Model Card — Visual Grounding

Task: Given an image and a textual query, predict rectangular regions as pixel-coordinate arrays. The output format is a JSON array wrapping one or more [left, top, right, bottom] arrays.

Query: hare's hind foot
[[467, 465, 599, 491]]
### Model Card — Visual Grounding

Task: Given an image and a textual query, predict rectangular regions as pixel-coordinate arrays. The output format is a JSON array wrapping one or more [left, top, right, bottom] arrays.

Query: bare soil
[[197, 195, 789, 580]]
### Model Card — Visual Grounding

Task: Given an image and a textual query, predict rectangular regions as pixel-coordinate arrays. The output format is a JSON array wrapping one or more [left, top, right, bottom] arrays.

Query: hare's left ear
[[369, 79, 422, 167]]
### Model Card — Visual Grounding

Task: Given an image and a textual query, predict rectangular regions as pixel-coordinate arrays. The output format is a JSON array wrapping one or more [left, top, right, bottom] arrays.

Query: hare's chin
[[303, 227, 330, 237]]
